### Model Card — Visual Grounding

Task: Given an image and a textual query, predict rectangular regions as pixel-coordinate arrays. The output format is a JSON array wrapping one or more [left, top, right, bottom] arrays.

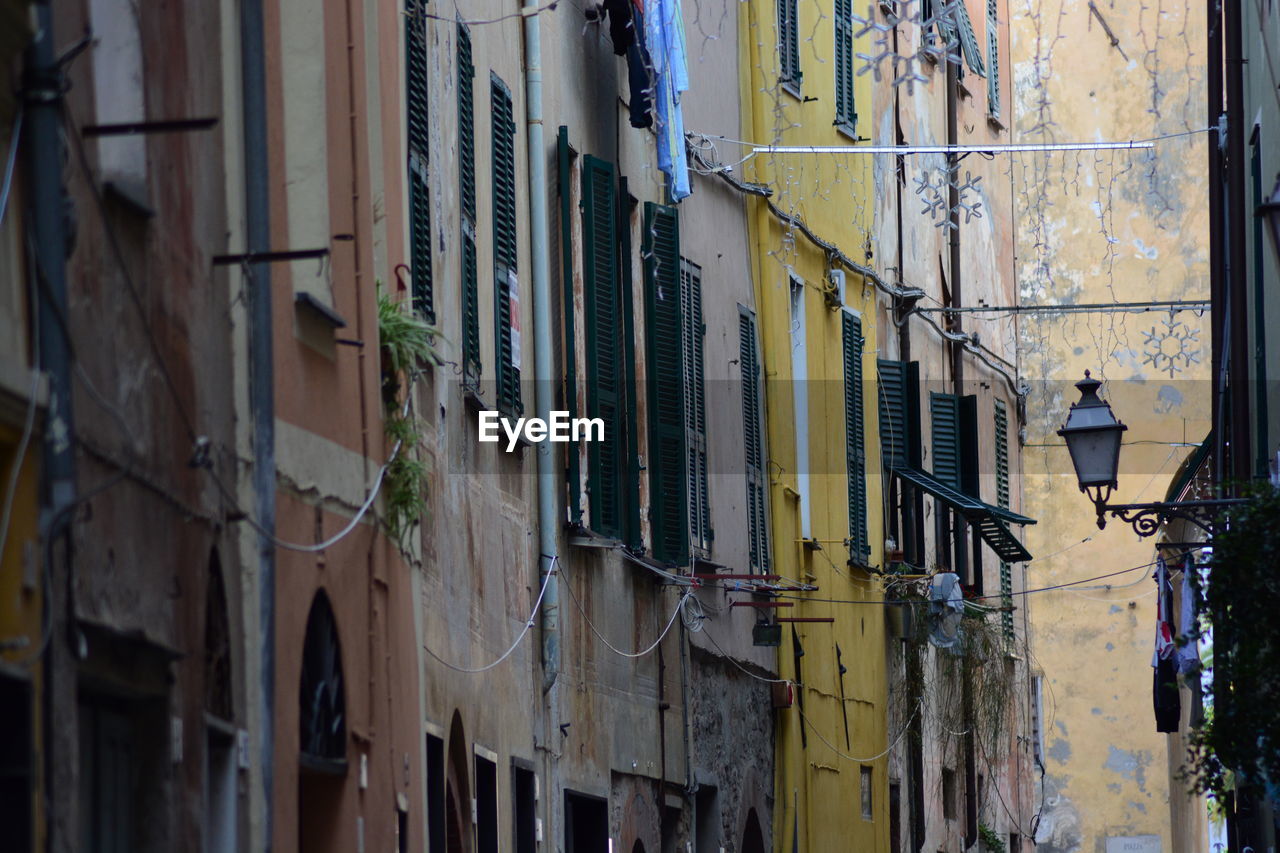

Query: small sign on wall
[[1105, 836, 1161, 853]]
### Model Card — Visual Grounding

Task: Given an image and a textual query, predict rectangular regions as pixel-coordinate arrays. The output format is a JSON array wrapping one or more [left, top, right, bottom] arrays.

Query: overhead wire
[[561, 558, 693, 658]]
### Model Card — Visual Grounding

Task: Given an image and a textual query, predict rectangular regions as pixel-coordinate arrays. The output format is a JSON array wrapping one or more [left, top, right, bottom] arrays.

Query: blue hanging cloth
[[645, 0, 691, 201]]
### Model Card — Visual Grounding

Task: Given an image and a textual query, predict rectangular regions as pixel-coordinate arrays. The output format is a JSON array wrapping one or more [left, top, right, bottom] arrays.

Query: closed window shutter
[[558, 127, 582, 525], [491, 75, 522, 416], [740, 309, 770, 573], [583, 156, 623, 538], [406, 1, 434, 322], [681, 260, 710, 555], [930, 392, 961, 489], [834, 0, 856, 131], [986, 0, 1000, 118], [458, 24, 480, 383], [644, 202, 688, 566], [877, 359, 921, 469], [778, 0, 801, 87], [843, 313, 869, 564], [995, 399, 1013, 640]]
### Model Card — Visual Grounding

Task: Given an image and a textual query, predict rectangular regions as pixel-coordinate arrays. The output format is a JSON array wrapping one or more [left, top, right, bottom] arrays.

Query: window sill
[[834, 122, 861, 143], [986, 114, 1006, 133], [780, 79, 803, 101]]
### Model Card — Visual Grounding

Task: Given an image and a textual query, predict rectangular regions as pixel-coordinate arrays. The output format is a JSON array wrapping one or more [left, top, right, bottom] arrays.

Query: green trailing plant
[[1185, 484, 1280, 799], [978, 823, 1007, 853], [377, 287, 445, 550]]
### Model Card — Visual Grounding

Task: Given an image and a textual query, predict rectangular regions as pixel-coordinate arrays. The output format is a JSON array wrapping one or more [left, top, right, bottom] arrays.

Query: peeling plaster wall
[[1011, 0, 1210, 850]]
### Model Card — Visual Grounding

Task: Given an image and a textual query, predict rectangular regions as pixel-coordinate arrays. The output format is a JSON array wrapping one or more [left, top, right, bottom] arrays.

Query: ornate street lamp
[[1059, 371, 1245, 535], [1257, 173, 1280, 264]]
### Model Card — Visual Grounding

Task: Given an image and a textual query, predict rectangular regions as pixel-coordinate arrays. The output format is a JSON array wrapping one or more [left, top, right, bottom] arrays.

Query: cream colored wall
[[1012, 0, 1210, 850]]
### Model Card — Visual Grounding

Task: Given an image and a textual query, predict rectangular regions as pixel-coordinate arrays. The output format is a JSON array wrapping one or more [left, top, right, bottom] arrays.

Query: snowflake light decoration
[[851, 0, 964, 94], [913, 168, 983, 229], [1142, 317, 1201, 377]]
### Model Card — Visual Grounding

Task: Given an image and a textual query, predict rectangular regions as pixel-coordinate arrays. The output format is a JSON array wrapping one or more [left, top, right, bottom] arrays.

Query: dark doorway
[[427, 734, 445, 853], [298, 590, 348, 852], [564, 791, 609, 853], [0, 675, 32, 853], [475, 753, 498, 853], [741, 809, 766, 853], [513, 763, 537, 853]]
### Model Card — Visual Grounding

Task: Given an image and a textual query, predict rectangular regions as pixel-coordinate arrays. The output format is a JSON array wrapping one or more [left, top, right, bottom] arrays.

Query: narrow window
[[474, 751, 498, 853], [995, 399, 1014, 641], [860, 766, 874, 820], [941, 768, 957, 821], [790, 276, 811, 540], [930, 391, 963, 572], [681, 259, 711, 556], [426, 734, 444, 853], [986, 0, 1001, 119], [843, 312, 869, 564], [458, 24, 480, 384], [777, 0, 802, 91], [643, 202, 688, 566], [491, 75, 522, 416], [406, 0, 434, 320], [740, 308, 770, 573], [834, 0, 857, 132], [512, 764, 537, 853]]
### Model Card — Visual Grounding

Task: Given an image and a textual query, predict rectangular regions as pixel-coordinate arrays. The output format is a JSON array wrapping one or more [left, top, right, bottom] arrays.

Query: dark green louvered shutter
[[406, 1, 433, 321], [558, 127, 582, 525], [878, 359, 921, 469], [491, 74, 522, 416], [644, 203, 687, 566], [930, 392, 961, 489], [995, 399, 1013, 641], [986, 0, 1001, 118], [834, 0, 856, 132], [843, 313, 869, 564], [681, 260, 710, 555], [778, 0, 801, 88], [740, 308, 770, 573], [954, 0, 986, 76], [458, 24, 480, 383], [583, 156, 623, 538]]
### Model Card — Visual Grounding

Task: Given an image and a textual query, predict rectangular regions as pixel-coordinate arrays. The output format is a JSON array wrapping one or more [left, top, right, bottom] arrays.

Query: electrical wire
[[561, 560, 692, 658], [699, 624, 790, 684], [422, 559, 556, 673], [797, 698, 923, 764], [414, 0, 561, 26]]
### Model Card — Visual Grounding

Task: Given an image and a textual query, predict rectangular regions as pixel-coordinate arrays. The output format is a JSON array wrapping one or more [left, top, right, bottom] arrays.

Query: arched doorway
[[298, 590, 347, 852], [445, 710, 472, 853], [741, 809, 766, 853], [632, 841, 646, 853]]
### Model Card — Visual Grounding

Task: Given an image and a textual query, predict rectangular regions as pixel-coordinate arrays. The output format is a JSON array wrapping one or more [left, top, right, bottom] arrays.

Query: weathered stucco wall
[[1012, 0, 1210, 849]]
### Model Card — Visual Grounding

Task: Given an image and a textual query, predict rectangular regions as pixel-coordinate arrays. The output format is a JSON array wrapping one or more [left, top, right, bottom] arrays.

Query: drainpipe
[[1206, 0, 1224, 487], [1224, 0, 1251, 487], [239, 0, 276, 848]]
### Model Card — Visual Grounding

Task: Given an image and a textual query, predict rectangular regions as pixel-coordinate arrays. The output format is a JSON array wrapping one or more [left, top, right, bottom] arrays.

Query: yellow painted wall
[[740, 2, 889, 849], [1012, 0, 1210, 849]]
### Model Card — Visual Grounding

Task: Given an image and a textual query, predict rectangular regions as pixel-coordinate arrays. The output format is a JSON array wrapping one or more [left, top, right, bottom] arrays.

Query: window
[[406, 0, 434, 321], [777, 0, 801, 91], [681, 259, 710, 555], [878, 358, 924, 566], [695, 785, 719, 852], [564, 791, 608, 853], [491, 74, 522, 416], [0, 675, 32, 853], [995, 399, 1014, 641], [930, 391, 966, 574], [941, 767, 957, 821], [475, 750, 498, 853], [861, 766, 874, 820], [512, 763, 537, 853], [426, 734, 445, 853], [834, 0, 857, 132], [986, 0, 1001, 119], [643, 202, 688, 565], [740, 308, 770, 573], [80, 699, 139, 852], [458, 24, 480, 384], [790, 276, 812, 540], [843, 312, 870, 564]]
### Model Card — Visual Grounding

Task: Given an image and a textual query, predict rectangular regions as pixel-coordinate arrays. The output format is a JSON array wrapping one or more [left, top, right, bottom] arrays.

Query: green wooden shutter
[[877, 359, 921, 469], [644, 202, 688, 566], [583, 155, 622, 538], [558, 127, 582, 526], [406, 1, 434, 322], [995, 398, 1013, 641], [930, 392, 961, 489], [681, 260, 710, 555], [953, 0, 986, 76], [778, 0, 801, 88], [618, 177, 642, 551], [458, 24, 480, 383], [843, 313, 869, 564], [834, 0, 856, 131], [491, 74, 521, 416], [986, 0, 1001, 118], [740, 308, 770, 573]]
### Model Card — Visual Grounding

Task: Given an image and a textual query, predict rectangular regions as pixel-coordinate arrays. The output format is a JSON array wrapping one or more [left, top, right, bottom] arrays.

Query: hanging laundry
[[1151, 557, 1182, 732], [927, 571, 965, 653], [599, 0, 636, 55], [1176, 556, 1200, 675], [625, 4, 652, 129], [645, 0, 691, 200]]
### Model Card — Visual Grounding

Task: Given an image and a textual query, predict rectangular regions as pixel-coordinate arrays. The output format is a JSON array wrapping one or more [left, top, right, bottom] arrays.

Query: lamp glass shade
[[1057, 372, 1128, 490]]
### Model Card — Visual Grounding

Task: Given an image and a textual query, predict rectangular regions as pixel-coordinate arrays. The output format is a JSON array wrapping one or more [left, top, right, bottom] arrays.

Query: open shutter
[[458, 24, 480, 383], [843, 313, 869, 564], [878, 359, 921, 469], [644, 202, 688, 566], [740, 309, 770, 573], [930, 392, 962, 489], [986, 0, 1001, 118], [406, 1, 433, 321], [583, 155, 622, 538], [995, 399, 1013, 640], [558, 127, 582, 525], [491, 74, 522, 416], [834, 0, 856, 131], [681, 260, 710, 555], [953, 0, 986, 76]]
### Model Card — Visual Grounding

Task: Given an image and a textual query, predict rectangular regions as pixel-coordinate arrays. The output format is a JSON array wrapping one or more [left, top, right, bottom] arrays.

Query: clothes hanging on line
[[625, 5, 652, 129], [645, 0, 690, 200], [1151, 557, 1182, 732]]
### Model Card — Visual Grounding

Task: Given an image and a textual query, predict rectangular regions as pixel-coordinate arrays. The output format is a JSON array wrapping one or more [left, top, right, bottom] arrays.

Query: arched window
[[299, 591, 346, 771]]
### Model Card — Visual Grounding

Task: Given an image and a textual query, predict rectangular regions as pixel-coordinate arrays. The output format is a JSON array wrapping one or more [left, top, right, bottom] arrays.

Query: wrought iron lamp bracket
[[1091, 498, 1248, 537]]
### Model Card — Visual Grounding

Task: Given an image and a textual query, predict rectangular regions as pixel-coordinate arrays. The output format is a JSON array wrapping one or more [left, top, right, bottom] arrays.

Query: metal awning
[[892, 466, 1036, 563]]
